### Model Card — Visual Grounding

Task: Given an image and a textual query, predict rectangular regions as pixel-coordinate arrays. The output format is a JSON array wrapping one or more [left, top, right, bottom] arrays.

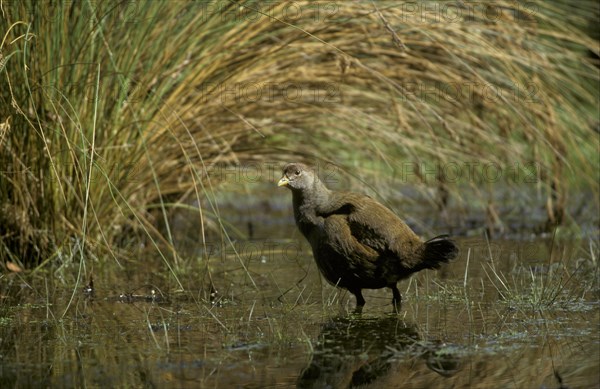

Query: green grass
[[0, 0, 598, 270], [479, 232, 599, 310], [0, 235, 597, 388]]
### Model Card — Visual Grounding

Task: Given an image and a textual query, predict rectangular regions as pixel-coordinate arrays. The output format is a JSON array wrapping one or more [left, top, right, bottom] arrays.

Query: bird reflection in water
[[297, 315, 461, 388]]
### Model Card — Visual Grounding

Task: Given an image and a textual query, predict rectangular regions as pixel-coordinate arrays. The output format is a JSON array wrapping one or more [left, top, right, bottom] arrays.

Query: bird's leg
[[390, 284, 402, 308], [351, 289, 366, 308]]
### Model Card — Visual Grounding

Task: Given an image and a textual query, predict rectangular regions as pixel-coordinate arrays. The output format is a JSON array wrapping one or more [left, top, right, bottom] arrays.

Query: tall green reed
[[0, 0, 597, 271]]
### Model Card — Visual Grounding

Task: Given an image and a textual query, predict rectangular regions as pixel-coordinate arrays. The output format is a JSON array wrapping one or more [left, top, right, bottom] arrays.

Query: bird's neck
[[291, 181, 330, 231]]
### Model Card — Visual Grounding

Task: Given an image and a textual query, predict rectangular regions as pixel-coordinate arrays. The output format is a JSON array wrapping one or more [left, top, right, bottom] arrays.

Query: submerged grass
[[479, 233, 599, 311], [0, 0, 598, 274], [0, 236, 597, 387]]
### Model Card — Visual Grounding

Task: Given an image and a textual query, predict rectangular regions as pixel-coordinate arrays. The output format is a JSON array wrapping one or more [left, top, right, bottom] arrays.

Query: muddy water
[[1, 232, 598, 388], [1, 186, 599, 388]]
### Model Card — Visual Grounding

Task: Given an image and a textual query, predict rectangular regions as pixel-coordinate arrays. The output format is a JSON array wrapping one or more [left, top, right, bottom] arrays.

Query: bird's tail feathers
[[417, 234, 458, 271]]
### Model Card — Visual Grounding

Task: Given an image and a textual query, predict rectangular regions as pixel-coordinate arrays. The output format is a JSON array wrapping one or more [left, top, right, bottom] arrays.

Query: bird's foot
[[391, 299, 402, 314], [352, 304, 364, 315]]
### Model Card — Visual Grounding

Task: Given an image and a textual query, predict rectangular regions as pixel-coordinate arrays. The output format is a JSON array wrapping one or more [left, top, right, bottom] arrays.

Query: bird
[[278, 162, 458, 310]]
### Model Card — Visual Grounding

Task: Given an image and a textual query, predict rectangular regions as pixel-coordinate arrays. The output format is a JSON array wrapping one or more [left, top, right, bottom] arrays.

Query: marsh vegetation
[[0, 1, 598, 387]]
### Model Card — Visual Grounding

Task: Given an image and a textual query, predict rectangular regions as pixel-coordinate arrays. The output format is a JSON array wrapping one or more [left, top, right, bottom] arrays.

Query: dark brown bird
[[278, 162, 458, 309]]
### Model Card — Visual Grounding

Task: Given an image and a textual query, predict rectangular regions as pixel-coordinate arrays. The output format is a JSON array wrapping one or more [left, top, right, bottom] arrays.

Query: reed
[[0, 0, 597, 268]]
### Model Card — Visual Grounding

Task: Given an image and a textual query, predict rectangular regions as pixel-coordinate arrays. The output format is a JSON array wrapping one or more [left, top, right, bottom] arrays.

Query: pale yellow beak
[[277, 176, 289, 187]]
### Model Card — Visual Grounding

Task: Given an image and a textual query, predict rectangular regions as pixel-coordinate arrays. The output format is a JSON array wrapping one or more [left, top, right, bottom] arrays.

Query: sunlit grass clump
[[0, 1, 598, 269], [482, 237, 598, 310]]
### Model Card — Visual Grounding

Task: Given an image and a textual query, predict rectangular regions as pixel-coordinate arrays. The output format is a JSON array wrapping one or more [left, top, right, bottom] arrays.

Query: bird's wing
[[323, 214, 379, 263], [318, 192, 421, 260]]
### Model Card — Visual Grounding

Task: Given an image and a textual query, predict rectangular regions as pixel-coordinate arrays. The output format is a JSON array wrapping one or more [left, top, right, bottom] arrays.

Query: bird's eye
[[294, 170, 301, 176]]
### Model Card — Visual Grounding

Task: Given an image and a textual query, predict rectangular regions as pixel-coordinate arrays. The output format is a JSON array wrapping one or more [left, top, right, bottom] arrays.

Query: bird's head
[[277, 163, 317, 191]]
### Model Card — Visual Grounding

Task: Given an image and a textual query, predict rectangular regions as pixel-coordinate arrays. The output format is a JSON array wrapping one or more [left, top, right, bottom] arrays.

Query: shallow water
[[1, 185, 599, 388], [1, 230, 598, 388]]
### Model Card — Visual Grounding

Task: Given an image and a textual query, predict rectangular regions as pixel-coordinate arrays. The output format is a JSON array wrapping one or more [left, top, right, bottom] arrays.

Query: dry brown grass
[[0, 1, 598, 268]]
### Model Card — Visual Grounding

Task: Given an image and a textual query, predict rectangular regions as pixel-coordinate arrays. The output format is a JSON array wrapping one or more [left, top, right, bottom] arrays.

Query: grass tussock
[[481, 235, 598, 310], [0, 1, 598, 268]]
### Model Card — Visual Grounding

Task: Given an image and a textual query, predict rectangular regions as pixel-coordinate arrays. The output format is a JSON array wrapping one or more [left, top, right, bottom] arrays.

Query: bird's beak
[[277, 176, 289, 187]]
